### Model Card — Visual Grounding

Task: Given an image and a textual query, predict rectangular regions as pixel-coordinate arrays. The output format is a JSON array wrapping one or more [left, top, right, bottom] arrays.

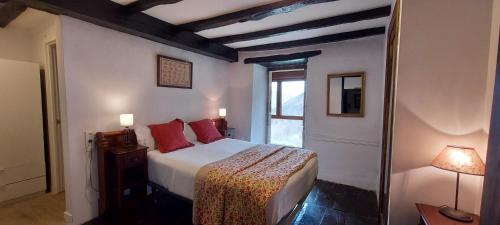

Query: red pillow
[[148, 119, 194, 153], [188, 119, 224, 144]]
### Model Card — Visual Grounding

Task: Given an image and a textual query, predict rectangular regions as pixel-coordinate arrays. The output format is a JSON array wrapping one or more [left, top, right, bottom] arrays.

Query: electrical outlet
[[85, 131, 94, 152]]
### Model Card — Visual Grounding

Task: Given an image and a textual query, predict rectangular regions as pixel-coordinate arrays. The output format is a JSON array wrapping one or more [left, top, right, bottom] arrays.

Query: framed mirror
[[327, 72, 365, 117]]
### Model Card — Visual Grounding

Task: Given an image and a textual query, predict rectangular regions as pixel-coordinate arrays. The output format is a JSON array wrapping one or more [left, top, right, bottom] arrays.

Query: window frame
[[267, 69, 307, 148], [270, 71, 305, 121]]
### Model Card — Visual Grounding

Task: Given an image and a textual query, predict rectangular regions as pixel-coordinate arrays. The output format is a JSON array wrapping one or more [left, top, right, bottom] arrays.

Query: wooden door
[[480, 33, 500, 225], [379, 1, 400, 224]]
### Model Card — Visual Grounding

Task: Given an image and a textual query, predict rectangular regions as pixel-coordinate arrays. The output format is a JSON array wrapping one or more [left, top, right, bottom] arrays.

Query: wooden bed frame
[[96, 129, 313, 225], [149, 180, 313, 225]]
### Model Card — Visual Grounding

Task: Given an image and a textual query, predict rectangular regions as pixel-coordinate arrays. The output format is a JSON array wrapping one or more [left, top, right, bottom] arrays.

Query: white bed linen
[[148, 138, 318, 225]]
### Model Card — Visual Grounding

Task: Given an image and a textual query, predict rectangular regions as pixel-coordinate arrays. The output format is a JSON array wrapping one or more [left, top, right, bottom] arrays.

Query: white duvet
[[147, 138, 318, 225]]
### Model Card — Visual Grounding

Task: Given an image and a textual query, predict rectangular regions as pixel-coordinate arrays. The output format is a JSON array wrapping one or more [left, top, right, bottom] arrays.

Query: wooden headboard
[[95, 130, 137, 215]]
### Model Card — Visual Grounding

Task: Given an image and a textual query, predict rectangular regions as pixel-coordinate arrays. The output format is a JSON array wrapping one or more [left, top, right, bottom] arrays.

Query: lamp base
[[439, 206, 473, 222]]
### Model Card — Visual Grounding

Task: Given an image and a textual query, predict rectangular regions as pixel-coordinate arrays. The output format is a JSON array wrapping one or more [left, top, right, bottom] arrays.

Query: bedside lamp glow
[[219, 108, 227, 118], [431, 145, 485, 222], [120, 114, 133, 146], [120, 114, 134, 128]]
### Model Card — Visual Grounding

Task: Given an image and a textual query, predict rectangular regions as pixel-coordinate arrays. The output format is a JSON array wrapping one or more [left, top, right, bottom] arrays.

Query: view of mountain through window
[[269, 71, 305, 148]]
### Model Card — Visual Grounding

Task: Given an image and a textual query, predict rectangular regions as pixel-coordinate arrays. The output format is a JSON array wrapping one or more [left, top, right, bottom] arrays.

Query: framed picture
[[157, 54, 193, 89]]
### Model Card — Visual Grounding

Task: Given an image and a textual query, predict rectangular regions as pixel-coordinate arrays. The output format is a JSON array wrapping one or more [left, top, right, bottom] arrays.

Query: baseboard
[[0, 191, 45, 207], [64, 211, 73, 224]]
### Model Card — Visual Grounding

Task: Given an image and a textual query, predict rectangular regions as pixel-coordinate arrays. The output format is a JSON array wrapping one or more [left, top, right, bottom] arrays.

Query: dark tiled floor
[[294, 180, 378, 225], [85, 180, 378, 225]]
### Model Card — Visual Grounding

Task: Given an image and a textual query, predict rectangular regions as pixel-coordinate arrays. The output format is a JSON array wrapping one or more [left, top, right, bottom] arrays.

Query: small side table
[[222, 127, 235, 138], [416, 203, 480, 225], [109, 145, 148, 211]]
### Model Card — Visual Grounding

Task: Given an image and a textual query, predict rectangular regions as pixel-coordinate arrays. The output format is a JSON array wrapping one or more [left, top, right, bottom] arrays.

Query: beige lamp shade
[[120, 114, 134, 127], [431, 145, 485, 176], [219, 108, 227, 117]]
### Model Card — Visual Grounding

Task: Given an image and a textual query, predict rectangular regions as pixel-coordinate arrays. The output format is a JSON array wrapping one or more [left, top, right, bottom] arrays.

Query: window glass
[[270, 118, 303, 147], [281, 80, 305, 117]]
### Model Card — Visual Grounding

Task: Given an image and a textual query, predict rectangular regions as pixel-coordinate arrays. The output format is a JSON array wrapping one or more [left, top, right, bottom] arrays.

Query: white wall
[[388, 0, 494, 224], [228, 63, 254, 140], [0, 10, 58, 67], [485, 0, 500, 131], [231, 36, 386, 192], [228, 63, 268, 143], [31, 17, 58, 68], [250, 64, 268, 144], [0, 27, 35, 62], [58, 16, 231, 224]]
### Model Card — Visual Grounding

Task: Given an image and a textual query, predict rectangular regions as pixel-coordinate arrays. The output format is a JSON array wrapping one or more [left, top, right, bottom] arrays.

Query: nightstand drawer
[[121, 151, 146, 169]]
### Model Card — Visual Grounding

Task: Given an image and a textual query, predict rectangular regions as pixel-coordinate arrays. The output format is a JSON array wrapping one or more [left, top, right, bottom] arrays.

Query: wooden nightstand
[[220, 127, 235, 138], [108, 145, 148, 211], [416, 203, 480, 225]]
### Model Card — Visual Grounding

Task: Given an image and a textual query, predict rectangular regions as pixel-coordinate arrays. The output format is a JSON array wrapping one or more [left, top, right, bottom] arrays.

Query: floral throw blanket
[[193, 144, 317, 225]]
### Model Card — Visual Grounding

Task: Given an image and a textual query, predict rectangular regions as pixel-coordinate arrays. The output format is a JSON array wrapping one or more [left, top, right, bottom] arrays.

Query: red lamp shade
[[431, 145, 485, 176]]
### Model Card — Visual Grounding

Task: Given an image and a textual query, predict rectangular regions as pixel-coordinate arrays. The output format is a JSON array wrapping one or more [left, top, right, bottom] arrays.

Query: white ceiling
[[112, 0, 391, 50], [227, 17, 388, 49], [198, 0, 390, 39], [112, 0, 281, 24]]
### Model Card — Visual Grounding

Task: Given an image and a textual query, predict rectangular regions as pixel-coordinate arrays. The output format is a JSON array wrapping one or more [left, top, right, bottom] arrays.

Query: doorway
[[267, 69, 306, 148], [46, 42, 65, 194], [0, 8, 66, 225], [379, 1, 400, 224]]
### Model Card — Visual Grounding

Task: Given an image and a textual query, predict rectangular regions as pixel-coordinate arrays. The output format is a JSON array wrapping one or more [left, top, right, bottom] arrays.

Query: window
[[268, 70, 305, 147]]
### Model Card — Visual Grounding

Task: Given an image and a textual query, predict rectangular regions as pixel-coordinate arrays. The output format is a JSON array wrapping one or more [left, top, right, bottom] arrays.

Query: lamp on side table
[[431, 145, 485, 222], [120, 113, 134, 146]]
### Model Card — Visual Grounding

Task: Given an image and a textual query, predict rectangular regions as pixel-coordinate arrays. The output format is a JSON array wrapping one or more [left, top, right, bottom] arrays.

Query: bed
[[96, 129, 318, 225], [148, 138, 318, 225]]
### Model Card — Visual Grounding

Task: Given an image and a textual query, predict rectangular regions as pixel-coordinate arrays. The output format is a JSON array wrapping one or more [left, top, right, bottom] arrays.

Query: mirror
[[327, 72, 365, 117]]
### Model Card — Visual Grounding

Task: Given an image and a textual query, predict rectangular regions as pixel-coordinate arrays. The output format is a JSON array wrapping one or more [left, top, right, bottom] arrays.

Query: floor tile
[[320, 209, 345, 225], [292, 203, 326, 225], [85, 180, 379, 225], [345, 215, 378, 225]]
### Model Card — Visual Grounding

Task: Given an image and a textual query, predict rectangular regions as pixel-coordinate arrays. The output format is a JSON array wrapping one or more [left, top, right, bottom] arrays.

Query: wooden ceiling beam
[[237, 27, 386, 52], [244, 50, 321, 70], [126, 0, 183, 13], [244, 50, 321, 64], [180, 0, 339, 32], [0, 1, 27, 28], [16, 0, 238, 62], [214, 6, 391, 44]]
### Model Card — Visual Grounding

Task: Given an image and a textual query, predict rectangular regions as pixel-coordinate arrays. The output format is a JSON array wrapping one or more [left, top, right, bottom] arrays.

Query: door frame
[[379, 1, 400, 224], [480, 30, 500, 225], [44, 41, 65, 194]]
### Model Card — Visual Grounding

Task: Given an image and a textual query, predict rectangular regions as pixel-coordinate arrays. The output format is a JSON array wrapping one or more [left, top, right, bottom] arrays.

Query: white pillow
[[184, 123, 198, 143], [135, 125, 155, 151]]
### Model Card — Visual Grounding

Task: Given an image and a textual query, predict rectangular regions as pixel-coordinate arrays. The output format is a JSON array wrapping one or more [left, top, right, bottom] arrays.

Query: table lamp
[[219, 108, 227, 118], [120, 114, 133, 146], [431, 145, 485, 222], [215, 108, 228, 131]]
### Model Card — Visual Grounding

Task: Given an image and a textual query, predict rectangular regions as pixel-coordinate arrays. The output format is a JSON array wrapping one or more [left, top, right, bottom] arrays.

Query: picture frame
[[157, 54, 193, 89], [326, 72, 365, 117]]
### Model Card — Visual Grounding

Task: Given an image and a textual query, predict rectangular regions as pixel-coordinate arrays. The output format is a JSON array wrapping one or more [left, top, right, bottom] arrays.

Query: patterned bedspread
[[193, 144, 317, 225]]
